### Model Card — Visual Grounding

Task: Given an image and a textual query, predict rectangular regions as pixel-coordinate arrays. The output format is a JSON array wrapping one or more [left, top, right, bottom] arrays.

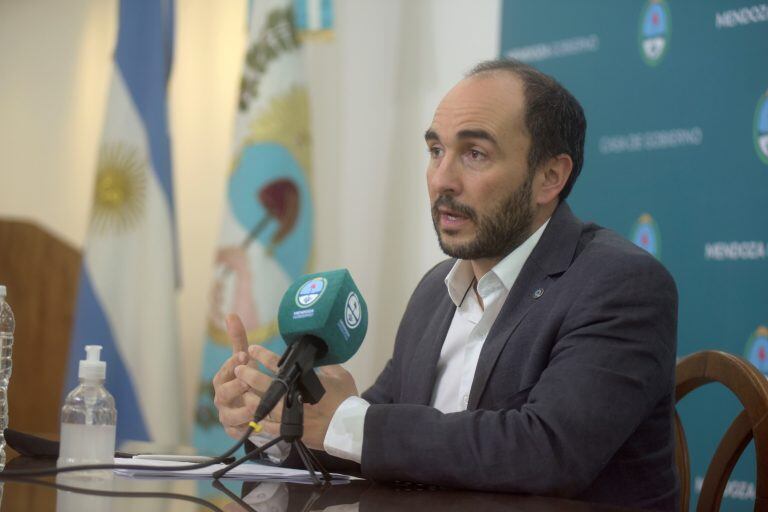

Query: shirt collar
[[444, 218, 551, 306]]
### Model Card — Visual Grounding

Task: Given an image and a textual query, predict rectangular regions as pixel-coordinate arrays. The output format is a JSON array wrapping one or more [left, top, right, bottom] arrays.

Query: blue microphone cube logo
[[295, 277, 327, 308], [755, 90, 768, 165], [631, 213, 661, 259], [745, 326, 768, 375], [639, 0, 670, 66], [344, 292, 362, 330]]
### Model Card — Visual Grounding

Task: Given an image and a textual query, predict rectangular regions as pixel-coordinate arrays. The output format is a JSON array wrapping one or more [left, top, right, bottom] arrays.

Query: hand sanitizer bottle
[[57, 345, 116, 472]]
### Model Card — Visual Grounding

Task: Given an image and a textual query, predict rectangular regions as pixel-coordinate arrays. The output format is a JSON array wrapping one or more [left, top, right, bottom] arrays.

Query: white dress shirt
[[323, 219, 550, 463]]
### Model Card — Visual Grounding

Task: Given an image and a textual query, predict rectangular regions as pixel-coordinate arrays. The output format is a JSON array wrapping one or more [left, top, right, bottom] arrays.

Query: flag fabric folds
[[193, 0, 317, 454], [66, 0, 181, 446]]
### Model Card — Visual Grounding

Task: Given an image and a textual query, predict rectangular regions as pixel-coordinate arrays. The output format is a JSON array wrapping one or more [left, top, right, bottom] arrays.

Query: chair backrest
[[0, 219, 81, 435], [675, 350, 768, 512]]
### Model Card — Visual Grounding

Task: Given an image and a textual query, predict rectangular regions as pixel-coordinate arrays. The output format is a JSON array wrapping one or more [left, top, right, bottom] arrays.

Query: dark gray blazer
[[358, 201, 679, 510]]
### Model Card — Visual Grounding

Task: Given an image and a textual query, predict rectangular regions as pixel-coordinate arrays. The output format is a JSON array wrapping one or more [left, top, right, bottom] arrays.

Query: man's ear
[[534, 154, 573, 206]]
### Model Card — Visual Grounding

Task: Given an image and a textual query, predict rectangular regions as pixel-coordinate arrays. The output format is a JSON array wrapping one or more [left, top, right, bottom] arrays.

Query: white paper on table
[[112, 457, 355, 484]]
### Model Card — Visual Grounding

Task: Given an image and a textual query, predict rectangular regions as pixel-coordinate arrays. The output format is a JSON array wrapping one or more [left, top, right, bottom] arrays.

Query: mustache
[[432, 195, 477, 222]]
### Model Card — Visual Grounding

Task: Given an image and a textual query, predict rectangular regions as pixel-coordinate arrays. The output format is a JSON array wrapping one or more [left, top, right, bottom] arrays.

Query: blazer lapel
[[467, 262, 550, 409], [467, 201, 584, 410], [402, 291, 455, 405]]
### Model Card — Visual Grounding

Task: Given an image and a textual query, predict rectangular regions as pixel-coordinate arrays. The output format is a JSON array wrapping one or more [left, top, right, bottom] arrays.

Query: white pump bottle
[[57, 345, 117, 469]]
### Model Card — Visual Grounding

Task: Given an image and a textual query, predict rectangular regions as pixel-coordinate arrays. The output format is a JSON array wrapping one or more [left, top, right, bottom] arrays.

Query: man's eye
[[468, 149, 485, 160], [428, 147, 444, 158]]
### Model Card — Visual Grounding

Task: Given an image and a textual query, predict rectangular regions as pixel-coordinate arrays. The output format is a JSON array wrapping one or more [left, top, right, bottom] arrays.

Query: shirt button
[[462, 394, 470, 407]]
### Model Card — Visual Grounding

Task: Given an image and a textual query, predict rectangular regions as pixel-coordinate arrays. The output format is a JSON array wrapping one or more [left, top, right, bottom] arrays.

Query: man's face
[[426, 73, 536, 261]]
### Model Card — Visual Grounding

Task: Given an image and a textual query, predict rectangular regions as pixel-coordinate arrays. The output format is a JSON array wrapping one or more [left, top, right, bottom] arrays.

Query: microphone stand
[[213, 368, 332, 485], [280, 381, 332, 485]]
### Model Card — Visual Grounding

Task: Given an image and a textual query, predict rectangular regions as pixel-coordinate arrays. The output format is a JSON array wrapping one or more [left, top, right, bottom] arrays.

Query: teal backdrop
[[500, 1, 768, 509]]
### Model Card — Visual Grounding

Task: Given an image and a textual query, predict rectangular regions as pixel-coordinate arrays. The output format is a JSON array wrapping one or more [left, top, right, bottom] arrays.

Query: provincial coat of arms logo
[[745, 326, 768, 375], [631, 213, 661, 259], [639, 0, 671, 66]]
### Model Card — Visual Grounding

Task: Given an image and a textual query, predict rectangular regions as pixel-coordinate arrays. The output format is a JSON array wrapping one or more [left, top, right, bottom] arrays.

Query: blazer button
[[533, 288, 544, 299]]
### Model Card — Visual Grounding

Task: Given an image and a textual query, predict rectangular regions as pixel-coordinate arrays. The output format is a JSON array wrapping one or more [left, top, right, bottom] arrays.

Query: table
[[0, 456, 639, 511]]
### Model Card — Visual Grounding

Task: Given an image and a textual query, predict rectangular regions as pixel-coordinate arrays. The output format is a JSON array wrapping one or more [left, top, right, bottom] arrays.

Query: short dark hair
[[467, 59, 586, 200]]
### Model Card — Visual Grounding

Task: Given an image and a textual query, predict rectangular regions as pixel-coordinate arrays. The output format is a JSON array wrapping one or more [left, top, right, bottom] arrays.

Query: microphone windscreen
[[278, 269, 368, 366]]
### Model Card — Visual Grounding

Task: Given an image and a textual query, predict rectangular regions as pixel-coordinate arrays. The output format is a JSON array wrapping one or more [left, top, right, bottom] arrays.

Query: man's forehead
[[429, 73, 526, 139]]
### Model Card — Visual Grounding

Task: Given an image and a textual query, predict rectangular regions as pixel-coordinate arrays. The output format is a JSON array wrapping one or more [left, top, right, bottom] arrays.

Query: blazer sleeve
[[359, 253, 678, 497]]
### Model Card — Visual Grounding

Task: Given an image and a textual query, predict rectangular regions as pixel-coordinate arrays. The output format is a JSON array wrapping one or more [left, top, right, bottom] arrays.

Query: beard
[[431, 174, 534, 261]]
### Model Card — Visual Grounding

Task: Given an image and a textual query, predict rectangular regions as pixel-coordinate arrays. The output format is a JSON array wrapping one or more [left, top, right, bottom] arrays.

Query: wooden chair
[[675, 350, 768, 511], [0, 219, 81, 436]]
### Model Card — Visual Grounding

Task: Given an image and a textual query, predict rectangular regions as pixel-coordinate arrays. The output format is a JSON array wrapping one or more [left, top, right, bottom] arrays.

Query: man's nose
[[429, 153, 462, 196]]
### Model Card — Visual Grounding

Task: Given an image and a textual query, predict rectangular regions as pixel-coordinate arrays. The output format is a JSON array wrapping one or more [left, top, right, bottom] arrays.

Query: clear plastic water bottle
[[0, 285, 16, 470], [57, 345, 116, 474]]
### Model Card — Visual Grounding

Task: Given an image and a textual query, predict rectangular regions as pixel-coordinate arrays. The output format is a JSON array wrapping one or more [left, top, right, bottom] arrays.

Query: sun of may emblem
[[90, 142, 146, 234], [248, 86, 312, 173]]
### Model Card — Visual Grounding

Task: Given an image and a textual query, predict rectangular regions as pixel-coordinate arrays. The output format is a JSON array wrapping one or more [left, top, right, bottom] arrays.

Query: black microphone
[[253, 269, 368, 423]]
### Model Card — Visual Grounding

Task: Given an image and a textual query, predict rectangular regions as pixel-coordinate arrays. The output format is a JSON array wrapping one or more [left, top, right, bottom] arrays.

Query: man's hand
[[235, 344, 359, 451], [213, 314, 261, 440]]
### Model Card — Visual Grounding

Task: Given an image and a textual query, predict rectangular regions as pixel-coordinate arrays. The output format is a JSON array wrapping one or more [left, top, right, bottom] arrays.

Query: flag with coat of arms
[[66, 0, 182, 446], [193, 0, 330, 454]]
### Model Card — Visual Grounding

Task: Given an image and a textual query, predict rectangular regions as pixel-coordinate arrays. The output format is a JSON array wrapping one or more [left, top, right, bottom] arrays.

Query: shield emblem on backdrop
[[639, 0, 670, 66]]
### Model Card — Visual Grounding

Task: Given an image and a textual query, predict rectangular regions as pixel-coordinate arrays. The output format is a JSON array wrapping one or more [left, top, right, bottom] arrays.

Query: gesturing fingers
[[213, 377, 249, 409], [226, 314, 249, 354], [218, 391, 262, 429], [213, 352, 248, 387], [253, 401, 284, 436], [234, 364, 276, 396], [248, 345, 281, 374]]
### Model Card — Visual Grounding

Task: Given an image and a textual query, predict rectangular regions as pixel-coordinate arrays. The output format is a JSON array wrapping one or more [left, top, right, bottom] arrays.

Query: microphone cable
[[0, 421, 266, 479]]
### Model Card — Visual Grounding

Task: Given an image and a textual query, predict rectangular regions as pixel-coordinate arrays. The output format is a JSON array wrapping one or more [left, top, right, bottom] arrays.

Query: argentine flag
[[66, 0, 181, 446]]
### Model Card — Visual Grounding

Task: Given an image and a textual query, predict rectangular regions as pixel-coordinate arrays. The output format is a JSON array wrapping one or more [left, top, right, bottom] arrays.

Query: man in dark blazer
[[213, 59, 679, 510]]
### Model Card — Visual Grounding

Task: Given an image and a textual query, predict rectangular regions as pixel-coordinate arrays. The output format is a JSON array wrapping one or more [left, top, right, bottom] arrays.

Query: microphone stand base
[[291, 439, 332, 486]]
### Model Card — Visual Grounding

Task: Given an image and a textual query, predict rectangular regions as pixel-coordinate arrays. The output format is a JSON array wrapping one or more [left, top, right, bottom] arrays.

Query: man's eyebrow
[[456, 129, 498, 146], [424, 129, 439, 142], [424, 128, 498, 146]]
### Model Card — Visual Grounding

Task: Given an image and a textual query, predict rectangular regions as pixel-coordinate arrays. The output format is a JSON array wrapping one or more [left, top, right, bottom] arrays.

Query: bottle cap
[[0, 285, 6, 298], [79, 345, 107, 380]]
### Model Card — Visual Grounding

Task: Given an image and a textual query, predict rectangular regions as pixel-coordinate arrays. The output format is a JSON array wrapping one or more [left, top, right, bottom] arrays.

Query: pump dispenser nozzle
[[78, 344, 107, 380]]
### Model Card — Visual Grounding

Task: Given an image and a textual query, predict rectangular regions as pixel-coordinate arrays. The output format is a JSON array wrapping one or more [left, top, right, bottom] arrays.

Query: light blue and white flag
[[293, 0, 334, 39], [193, 0, 318, 454], [66, 0, 181, 446]]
